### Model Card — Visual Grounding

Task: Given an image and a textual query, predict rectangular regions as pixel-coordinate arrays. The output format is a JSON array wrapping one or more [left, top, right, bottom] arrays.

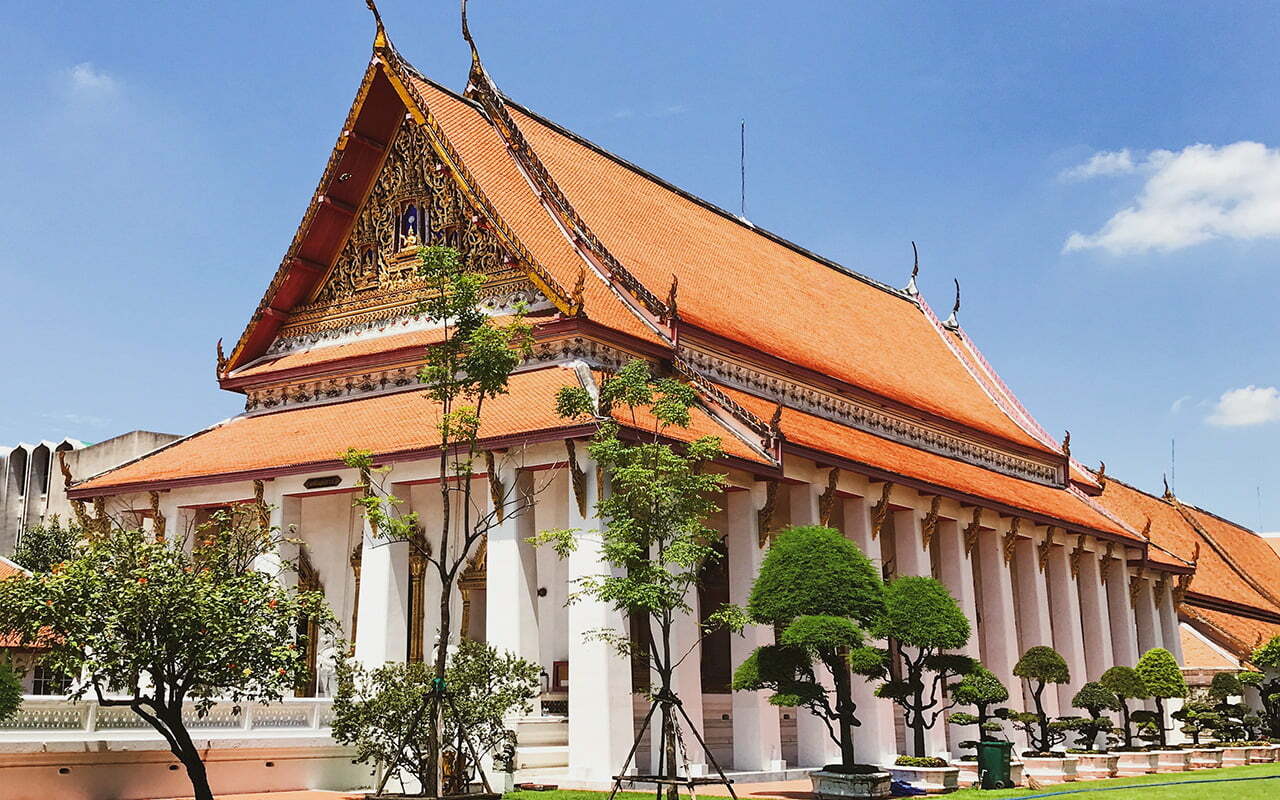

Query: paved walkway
[[151, 779, 816, 800]]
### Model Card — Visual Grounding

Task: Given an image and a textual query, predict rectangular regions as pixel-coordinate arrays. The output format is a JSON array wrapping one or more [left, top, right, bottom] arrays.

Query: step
[[512, 716, 569, 748], [516, 744, 570, 770]]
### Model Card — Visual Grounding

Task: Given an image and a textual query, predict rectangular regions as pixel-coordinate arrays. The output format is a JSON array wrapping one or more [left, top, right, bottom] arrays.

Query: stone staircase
[[513, 715, 570, 776]]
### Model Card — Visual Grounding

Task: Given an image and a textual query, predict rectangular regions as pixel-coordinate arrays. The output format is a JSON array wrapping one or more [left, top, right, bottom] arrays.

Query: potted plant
[[1136, 648, 1187, 772], [1100, 666, 1155, 776], [1171, 696, 1222, 769], [1069, 682, 1119, 780], [949, 665, 1022, 787], [865, 576, 972, 793], [1008, 646, 1078, 784], [732, 525, 891, 799], [1247, 637, 1280, 740]]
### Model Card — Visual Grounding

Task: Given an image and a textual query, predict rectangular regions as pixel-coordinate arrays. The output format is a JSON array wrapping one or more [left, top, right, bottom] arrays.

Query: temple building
[[8, 10, 1279, 796]]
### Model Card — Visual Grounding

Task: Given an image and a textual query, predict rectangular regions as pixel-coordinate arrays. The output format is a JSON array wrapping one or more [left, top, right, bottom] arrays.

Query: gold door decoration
[[408, 547, 428, 663], [296, 548, 325, 698], [459, 536, 488, 641], [280, 122, 537, 339]]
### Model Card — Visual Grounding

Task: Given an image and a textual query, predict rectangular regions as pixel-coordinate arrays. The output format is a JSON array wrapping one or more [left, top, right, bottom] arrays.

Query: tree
[[869, 576, 973, 758], [12, 518, 81, 573], [333, 639, 538, 795], [1171, 697, 1219, 746], [732, 525, 885, 771], [1249, 636, 1280, 738], [541, 358, 744, 795], [0, 516, 330, 800], [343, 244, 534, 798], [0, 663, 20, 724], [1071, 682, 1119, 752], [1135, 648, 1186, 749], [949, 664, 1010, 757], [1099, 666, 1149, 750], [1013, 646, 1070, 754]]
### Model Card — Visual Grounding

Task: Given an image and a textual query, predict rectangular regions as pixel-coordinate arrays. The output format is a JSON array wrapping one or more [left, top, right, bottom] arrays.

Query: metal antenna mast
[[739, 119, 746, 217]]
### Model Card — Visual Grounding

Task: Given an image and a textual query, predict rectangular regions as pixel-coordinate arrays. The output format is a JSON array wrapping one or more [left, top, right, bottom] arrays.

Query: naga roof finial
[[216, 337, 227, 377], [1061, 430, 1071, 458], [365, 0, 388, 49], [943, 278, 961, 329], [1162, 473, 1173, 499], [461, 0, 487, 94], [905, 241, 920, 296]]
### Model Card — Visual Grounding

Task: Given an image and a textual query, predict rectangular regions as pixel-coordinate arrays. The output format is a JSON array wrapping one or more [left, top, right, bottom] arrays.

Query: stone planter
[[1221, 747, 1251, 767], [885, 765, 959, 794], [1152, 750, 1189, 772], [1019, 756, 1078, 785], [956, 760, 1024, 789], [1114, 751, 1159, 776], [810, 769, 893, 799], [1073, 753, 1118, 780], [1188, 748, 1223, 769], [1247, 746, 1273, 764]]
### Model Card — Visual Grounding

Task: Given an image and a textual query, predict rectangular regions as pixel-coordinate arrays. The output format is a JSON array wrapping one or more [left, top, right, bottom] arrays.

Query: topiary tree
[[949, 664, 1009, 758], [1135, 648, 1187, 749], [1071, 682, 1119, 752], [1171, 697, 1219, 746], [1013, 646, 1070, 754], [1249, 636, 1280, 738], [0, 663, 20, 725], [1100, 666, 1149, 750], [733, 525, 885, 771], [868, 576, 973, 758]]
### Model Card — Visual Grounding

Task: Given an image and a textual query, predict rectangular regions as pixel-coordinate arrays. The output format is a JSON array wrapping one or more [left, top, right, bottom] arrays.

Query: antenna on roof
[[739, 119, 747, 218], [943, 279, 961, 329], [905, 242, 920, 296]]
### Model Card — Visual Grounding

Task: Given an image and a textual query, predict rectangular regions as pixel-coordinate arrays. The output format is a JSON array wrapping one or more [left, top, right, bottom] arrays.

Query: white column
[[566, 450, 634, 786], [892, 507, 950, 757], [936, 518, 979, 759], [486, 467, 540, 665], [1046, 543, 1088, 712], [842, 496, 897, 767], [1077, 550, 1115, 681], [1157, 579, 1184, 664], [1013, 535, 1060, 717], [974, 525, 1021, 699], [727, 487, 785, 772], [353, 521, 411, 666], [656, 596, 706, 776], [790, 482, 842, 767], [1134, 577, 1162, 656], [1106, 558, 1140, 668]]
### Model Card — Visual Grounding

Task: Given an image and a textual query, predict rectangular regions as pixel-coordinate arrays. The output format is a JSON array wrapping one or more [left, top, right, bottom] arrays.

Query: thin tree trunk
[[1033, 683, 1048, 752], [912, 684, 927, 758], [660, 612, 678, 800], [163, 709, 214, 800], [831, 651, 857, 768], [1154, 697, 1166, 749], [1120, 703, 1132, 749]]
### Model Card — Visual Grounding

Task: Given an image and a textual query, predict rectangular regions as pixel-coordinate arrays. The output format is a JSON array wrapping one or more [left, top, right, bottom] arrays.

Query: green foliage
[[748, 525, 884, 628], [1071, 682, 1119, 752], [734, 525, 886, 769], [1172, 697, 1221, 746], [0, 663, 20, 724], [871, 576, 973, 758], [1100, 665, 1150, 750], [1248, 637, 1280, 738], [333, 640, 538, 792], [0, 519, 331, 800], [12, 518, 81, 573], [950, 664, 1010, 755], [894, 755, 948, 768], [1014, 646, 1071, 684], [1209, 671, 1243, 701], [1136, 649, 1187, 700], [1250, 636, 1280, 672]]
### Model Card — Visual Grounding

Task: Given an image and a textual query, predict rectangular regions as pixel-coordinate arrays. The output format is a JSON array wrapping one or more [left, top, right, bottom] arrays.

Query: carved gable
[[276, 122, 545, 347]]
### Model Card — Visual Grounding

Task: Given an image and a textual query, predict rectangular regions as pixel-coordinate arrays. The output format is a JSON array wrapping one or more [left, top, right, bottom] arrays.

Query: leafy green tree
[[12, 518, 81, 573], [869, 576, 973, 758], [1249, 636, 1280, 737], [343, 245, 533, 798], [1171, 697, 1220, 746], [1100, 666, 1149, 749], [732, 525, 885, 770], [1071, 682, 1119, 752], [1135, 648, 1186, 749], [1013, 646, 1070, 754], [0, 517, 330, 800], [541, 358, 744, 792], [0, 663, 20, 724], [333, 639, 538, 795], [949, 664, 1010, 756]]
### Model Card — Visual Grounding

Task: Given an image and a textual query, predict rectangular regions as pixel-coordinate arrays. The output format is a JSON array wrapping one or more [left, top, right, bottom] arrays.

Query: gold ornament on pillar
[[920, 495, 942, 551], [1069, 536, 1088, 579], [349, 541, 363, 650], [962, 507, 982, 557], [565, 439, 587, 517], [60, 451, 95, 533], [485, 450, 505, 522], [756, 479, 780, 548], [253, 479, 270, 535], [1128, 564, 1147, 604], [149, 491, 166, 541], [818, 467, 840, 526], [407, 550, 428, 663], [1036, 527, 1056, 572], [869, 481, 893, 540], [91, 496, 109, 539], [1001, 517, 1020, 565], [1153, 573, 1170, 606]]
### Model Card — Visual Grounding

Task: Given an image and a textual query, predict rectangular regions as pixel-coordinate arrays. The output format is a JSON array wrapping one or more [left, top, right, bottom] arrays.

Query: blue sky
[[2, 1, 1277, 530]]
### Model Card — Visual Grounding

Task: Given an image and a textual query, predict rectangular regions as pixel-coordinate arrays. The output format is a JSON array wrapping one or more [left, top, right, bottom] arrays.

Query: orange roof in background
[[505, 105, 1052, 454], [0, 558, 26, 581], [233, 324, 455, 378], [711, 384, 1132, 539], [1187, 505, 1280, 599], [1180, 625, 1239, 669], [1184, 605, 1280, 662], [78, 367, 587, 493]]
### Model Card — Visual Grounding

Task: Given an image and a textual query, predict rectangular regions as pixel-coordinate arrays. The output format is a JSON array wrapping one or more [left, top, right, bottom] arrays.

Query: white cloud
[[1169, 394, 1193, 414], [1062, 141, 1280, 255], [1207, 385, 1280, 427], [66, 62, 118, 96], [1060, 149, 1136, 181]]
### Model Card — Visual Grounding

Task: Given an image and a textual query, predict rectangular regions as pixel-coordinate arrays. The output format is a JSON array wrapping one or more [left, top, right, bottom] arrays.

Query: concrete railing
[[0, 695, 335, 737]]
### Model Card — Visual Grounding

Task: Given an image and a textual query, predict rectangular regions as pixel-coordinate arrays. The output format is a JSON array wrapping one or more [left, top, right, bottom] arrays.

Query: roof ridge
[[500, 96, 913, 302], [1169, 494, 1280, 611]]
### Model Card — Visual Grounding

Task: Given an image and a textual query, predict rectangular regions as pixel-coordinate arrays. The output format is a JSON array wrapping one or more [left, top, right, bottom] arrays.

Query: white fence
[[0, 695, 335, 737]]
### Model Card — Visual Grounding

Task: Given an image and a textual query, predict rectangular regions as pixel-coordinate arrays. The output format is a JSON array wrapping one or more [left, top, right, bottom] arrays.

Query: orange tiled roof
[[1180, 625, 1240, 669], [233, 325, 455, 379], [713, 385, 1133, 539], [1184, 605, 1280, 663]]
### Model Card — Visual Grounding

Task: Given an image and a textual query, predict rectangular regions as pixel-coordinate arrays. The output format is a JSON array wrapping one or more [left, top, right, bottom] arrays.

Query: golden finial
[[1061, 430, 1071, 458], [665, 274, 679, 322], [1096, 460, 1107, 488], [1140, 515, 1152, 540], [943, 278, 961, 329], [216, 338, 227, 376], [570, 264, 586, 314], [769, 401, 784, 431], [1162, 473, 1173, 499], [58, 449, 74, 490], [905, 241, 920, 295], [365, 0, 388, 49]]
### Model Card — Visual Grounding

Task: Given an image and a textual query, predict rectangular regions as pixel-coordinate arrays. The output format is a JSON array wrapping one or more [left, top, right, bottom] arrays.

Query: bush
[[950, 664, 1009, 755], [894, 755, 949, 768], [1071, 681, 1119, 752], [1100, 665, 1149, 749], [1136, 648, 1186, 749], [0, 663, 20, 724], [1013, 646, 1070, 753]]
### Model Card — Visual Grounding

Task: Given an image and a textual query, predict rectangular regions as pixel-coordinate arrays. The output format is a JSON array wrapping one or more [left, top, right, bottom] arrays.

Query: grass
[[503, 763, 1280, 800]]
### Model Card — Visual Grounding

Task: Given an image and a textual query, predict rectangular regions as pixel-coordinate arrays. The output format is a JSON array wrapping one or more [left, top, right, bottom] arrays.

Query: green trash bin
[[976, 740, 1015, 789]]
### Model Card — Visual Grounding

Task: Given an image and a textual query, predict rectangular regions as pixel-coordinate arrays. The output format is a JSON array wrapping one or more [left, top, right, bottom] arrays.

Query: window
[[31, 664, 73, 696], [398, 201, 425, 250]]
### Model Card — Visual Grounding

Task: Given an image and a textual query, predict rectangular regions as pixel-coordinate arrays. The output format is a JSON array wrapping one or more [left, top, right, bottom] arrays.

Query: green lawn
[[504, 763, 1280, 800]]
